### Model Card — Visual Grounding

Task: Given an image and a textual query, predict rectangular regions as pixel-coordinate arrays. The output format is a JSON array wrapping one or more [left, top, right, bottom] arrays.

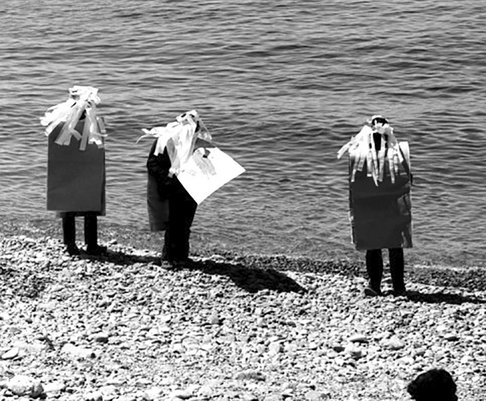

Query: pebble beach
[[0, 219, 485, 401]]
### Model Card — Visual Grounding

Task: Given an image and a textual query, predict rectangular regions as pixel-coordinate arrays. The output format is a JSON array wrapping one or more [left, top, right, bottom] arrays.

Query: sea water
[[1, 0, 485, 266]]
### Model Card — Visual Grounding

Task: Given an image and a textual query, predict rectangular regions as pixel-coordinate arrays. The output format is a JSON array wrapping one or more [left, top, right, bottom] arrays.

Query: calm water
[[1, 0, 485, 266]]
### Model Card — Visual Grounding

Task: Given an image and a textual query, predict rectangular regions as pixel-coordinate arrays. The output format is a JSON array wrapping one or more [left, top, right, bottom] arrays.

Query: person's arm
[[147, 141, 170, 177], [147, 141, 173, 197]]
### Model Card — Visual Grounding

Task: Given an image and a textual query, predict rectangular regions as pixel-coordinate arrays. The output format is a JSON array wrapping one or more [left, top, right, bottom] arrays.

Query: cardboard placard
[[47, 122, 105, 212], [349, 143, 412, 250]]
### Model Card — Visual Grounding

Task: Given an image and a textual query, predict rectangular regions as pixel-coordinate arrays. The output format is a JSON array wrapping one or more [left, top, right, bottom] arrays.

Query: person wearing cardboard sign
[[337, 115, 413, 297], [41, 86, 107, 256]]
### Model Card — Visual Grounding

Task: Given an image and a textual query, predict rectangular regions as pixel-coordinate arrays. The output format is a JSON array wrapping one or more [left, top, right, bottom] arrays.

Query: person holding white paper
[[144, 110, 245, 266], [145, 110, 207, 266], [41, 86, 107, 256]]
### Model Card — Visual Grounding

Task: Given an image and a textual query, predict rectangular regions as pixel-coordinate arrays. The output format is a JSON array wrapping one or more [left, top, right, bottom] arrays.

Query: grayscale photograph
[[0, 1, 484, 400]]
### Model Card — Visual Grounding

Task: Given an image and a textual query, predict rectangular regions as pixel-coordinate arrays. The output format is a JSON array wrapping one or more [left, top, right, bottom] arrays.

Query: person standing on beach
[[144, 110, 211, 267], [41, 86, 107, 256], [337, 115, 413, 296]]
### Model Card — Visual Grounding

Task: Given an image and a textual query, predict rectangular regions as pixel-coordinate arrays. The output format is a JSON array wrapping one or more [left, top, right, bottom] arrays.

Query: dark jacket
[[147, 140, 172, 199], [146, 140, 188, 200]]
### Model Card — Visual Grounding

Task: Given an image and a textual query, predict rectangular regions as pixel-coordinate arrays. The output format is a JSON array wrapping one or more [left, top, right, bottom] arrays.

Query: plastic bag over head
[[138, 110, 213, 175], [40, 85, 106, 150], [337, 115, 405, 185]]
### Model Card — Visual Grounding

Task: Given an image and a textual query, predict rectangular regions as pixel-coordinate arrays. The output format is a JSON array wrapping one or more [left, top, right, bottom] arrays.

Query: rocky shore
[[0, 220, 485, 400]]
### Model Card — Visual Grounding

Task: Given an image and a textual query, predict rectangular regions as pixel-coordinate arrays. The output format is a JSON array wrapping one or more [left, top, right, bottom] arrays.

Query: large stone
[[7, 375, 44, 398]]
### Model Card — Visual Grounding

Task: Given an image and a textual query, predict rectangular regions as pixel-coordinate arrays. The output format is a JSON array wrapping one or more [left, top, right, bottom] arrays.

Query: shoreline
[[1, 217, 485, 282], [0, 221, 485, 400]]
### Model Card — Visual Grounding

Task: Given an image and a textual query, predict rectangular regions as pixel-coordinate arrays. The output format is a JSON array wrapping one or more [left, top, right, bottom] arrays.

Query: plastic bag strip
[[40, 86, 106, 150]]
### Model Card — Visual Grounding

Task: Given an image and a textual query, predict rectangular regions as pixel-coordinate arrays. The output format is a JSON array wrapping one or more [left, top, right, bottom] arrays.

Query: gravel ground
[[0, 220, 485, 401]]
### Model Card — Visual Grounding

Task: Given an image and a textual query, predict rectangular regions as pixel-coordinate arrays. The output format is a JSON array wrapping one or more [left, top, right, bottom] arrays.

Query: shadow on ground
[[85, 250, 160, 266], [405, 290, 486, 305], [83, 251, 306, 294], [192, 259, 307, 294]]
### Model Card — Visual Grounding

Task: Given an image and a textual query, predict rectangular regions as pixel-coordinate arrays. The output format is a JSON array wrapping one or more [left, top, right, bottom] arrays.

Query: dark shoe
[[65, 244, 80, 256], [364, 285, 382, 297], [85, 245, 107, 256]]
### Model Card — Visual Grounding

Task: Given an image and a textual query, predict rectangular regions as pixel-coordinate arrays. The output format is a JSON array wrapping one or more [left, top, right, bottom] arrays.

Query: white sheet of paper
[[177, 147, 245, 204]]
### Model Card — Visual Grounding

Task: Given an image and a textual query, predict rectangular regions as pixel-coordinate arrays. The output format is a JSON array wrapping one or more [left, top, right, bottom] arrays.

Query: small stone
[[197, 385, 214, 397], [97, 298, 112, 308], [349, 334, 368, 343], [144, 387, 164, 400], [235, 371, 266, 382], [61, 343, 96, 359], [443, 333, 459, 341], [170, 387, 195, 400], [284, 342, 298, 353], [381, 336, 405, 350], [345, 344, 364, 360], [269, 341, 282, 356], [399, 356, 415, 365], [413, 347, 426, 357], [305, 390, 328, 400], [1, 347, 19, 360], [99, 384, 117, 399], [93, 332, 110, 344], [209, 313, 223, 325], [84, 390, 103, 401], [243, 393, 260, 401], [332, 345, 345, 353], [44, 381, 66, 394], [160, 314, 172, 323]]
